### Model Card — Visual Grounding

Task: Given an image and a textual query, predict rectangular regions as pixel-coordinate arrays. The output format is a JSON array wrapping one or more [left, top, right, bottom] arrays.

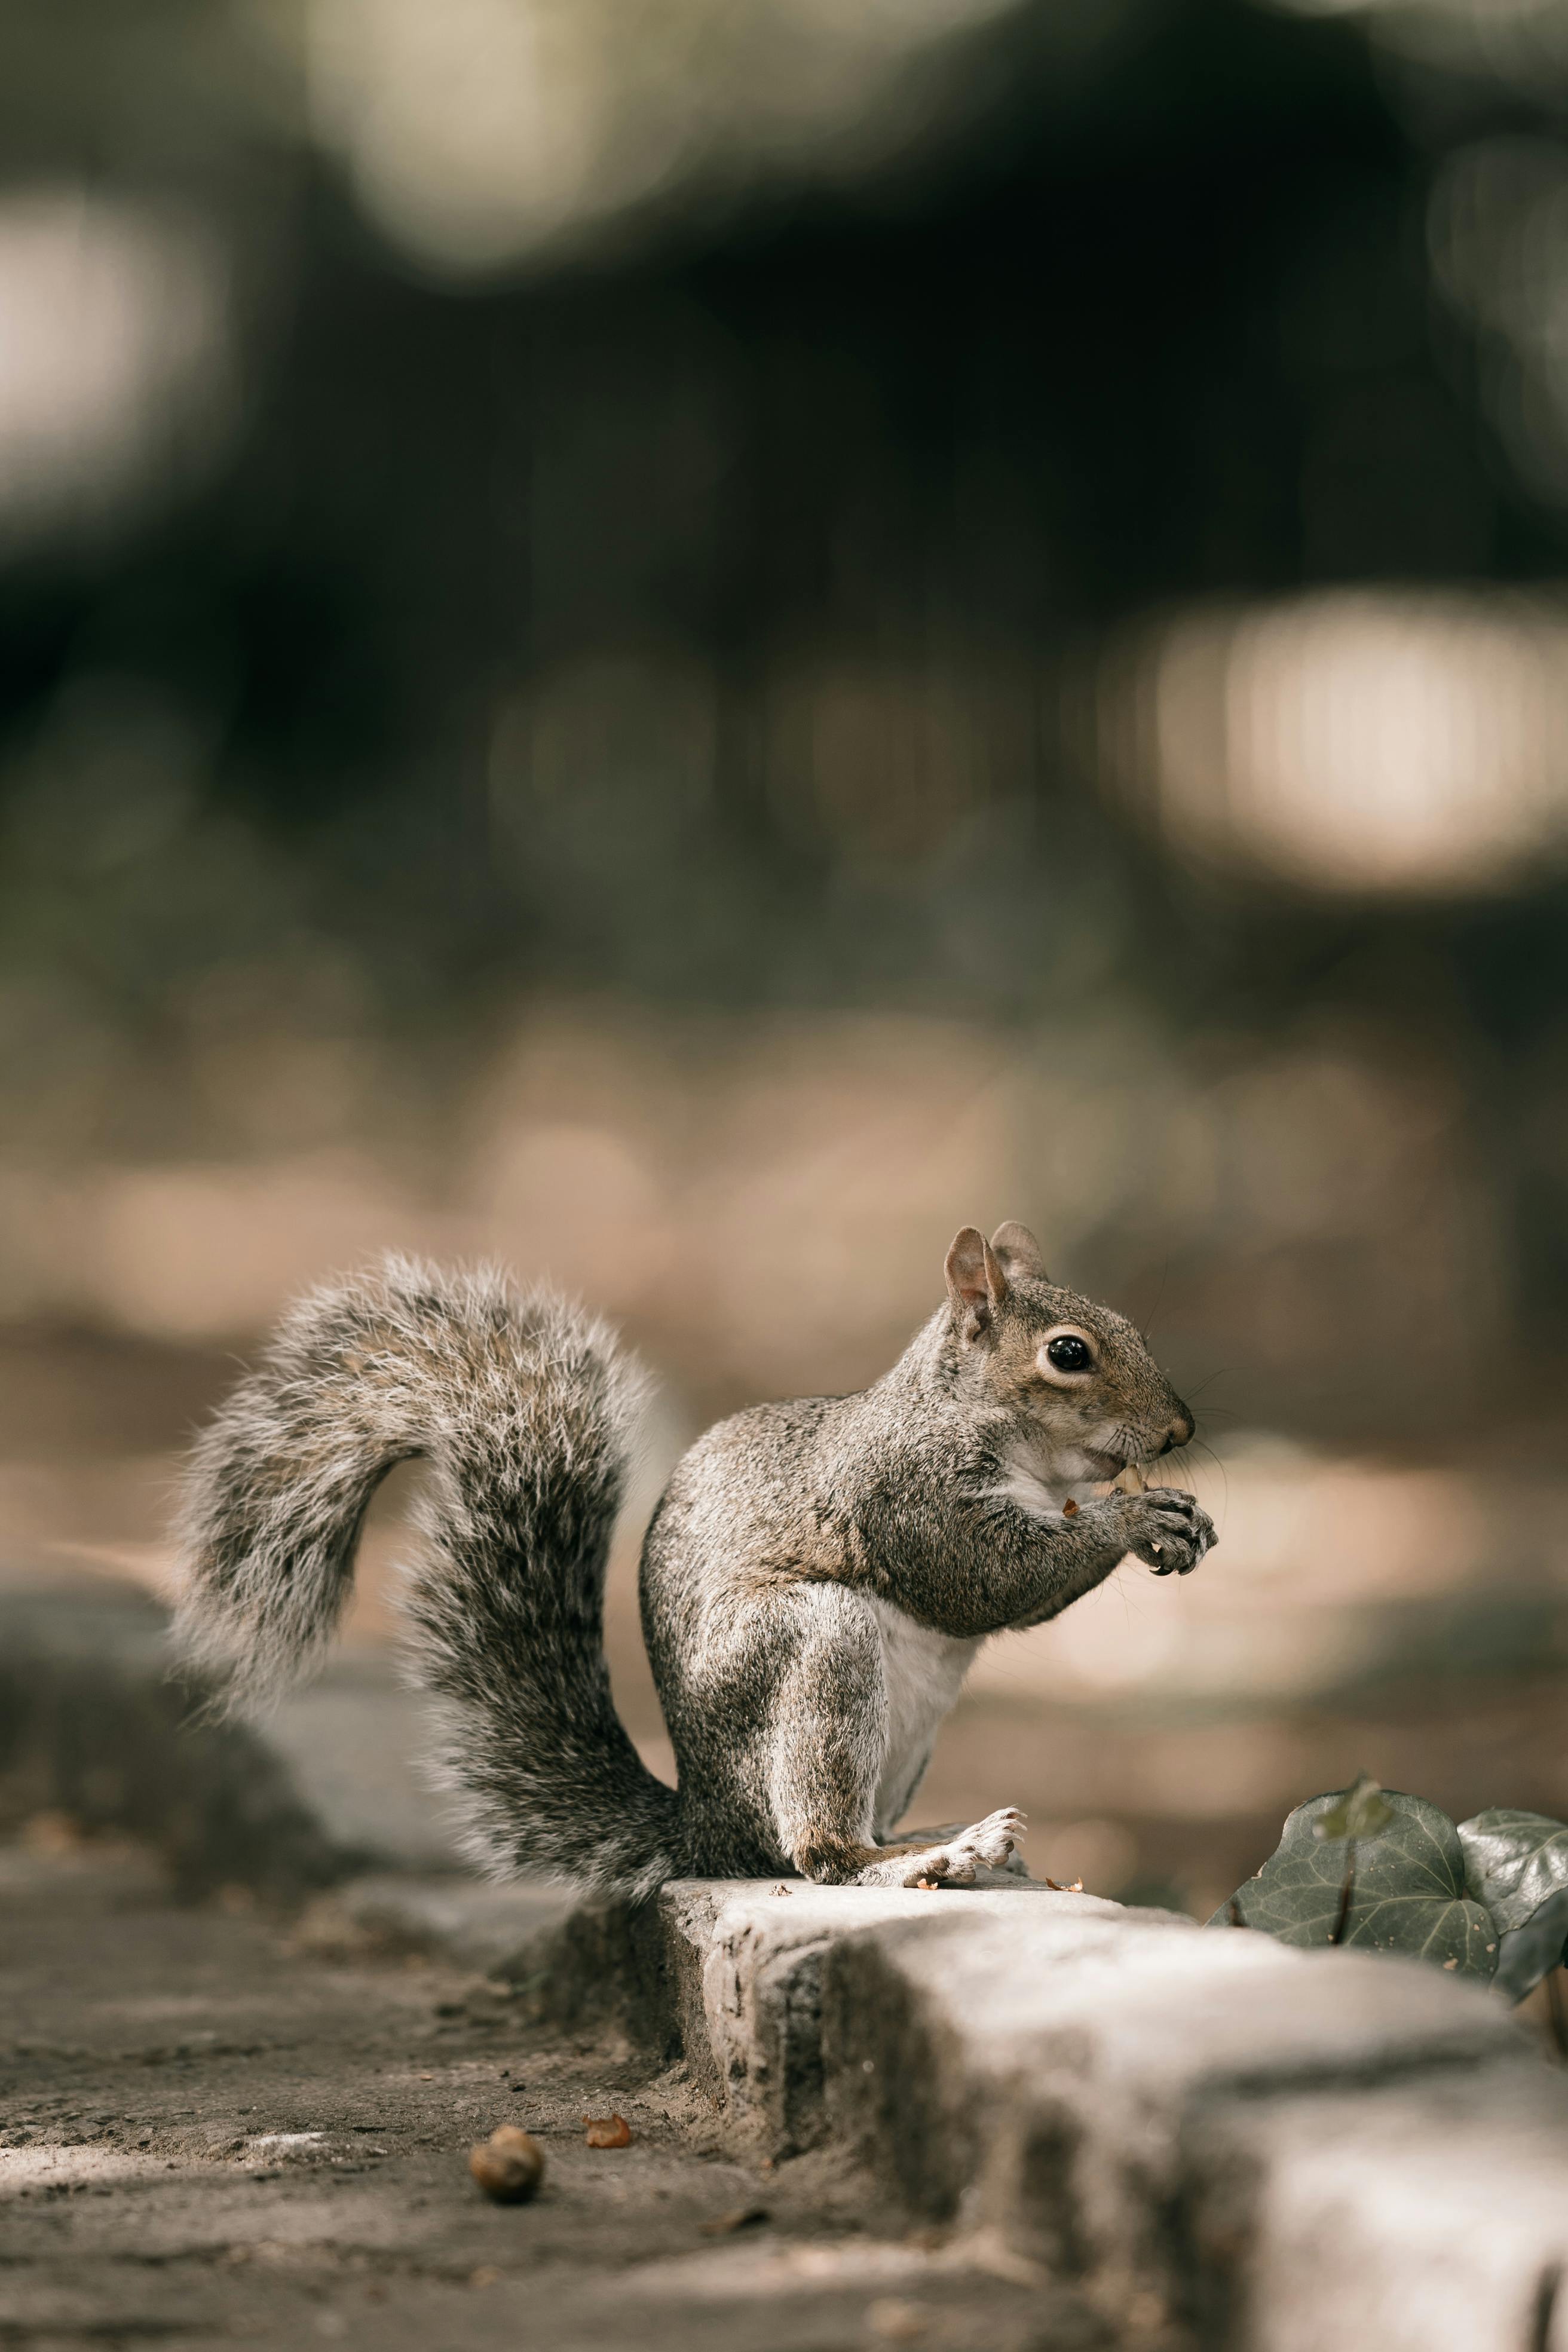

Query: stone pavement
[[0, 1840, 1135, 2352], [7, 1576, 1568, 2350]]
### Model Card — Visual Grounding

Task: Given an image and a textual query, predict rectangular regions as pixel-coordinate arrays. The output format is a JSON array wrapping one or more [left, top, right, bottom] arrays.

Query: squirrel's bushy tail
[[174, 1255, 681, 1897]]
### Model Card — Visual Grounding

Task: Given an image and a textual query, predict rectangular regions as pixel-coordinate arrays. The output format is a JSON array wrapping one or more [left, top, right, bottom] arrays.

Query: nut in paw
[[1118, 1488, 1216, 1577]]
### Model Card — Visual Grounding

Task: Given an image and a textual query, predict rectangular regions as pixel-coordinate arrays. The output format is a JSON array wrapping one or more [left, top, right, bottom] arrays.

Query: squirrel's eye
[[1046, 1335, 1092, 1373]]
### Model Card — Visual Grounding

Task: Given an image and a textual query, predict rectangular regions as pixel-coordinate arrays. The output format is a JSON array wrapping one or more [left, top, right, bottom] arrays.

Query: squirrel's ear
[[945, 1226, 1009, 1343], [990, 1221, 1048, 1282]]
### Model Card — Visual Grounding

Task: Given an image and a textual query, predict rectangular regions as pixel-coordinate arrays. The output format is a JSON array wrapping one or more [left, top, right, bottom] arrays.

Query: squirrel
[[174, 1221, 1214, 1896]]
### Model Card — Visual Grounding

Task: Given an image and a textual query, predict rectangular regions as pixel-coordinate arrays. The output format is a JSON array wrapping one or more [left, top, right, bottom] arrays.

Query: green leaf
[[1456, 1808, 1568, 1934], [1208, 1788, 1496, 1981], [1314, 1771, 1395, 1843], [1456, 1809, 1568, 2002], [1493, 1890, 1568, 2005]]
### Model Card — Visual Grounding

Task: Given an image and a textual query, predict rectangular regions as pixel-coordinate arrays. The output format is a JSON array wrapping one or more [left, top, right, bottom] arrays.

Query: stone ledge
[[1184, 2065, 1568, 2352], [498, 1876, 1567, 2348]]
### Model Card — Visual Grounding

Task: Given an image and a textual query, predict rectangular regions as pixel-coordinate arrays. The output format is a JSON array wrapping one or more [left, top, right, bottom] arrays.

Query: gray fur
[[174, 1226, 1215, 1897], [174, 1256, 676, 1894]]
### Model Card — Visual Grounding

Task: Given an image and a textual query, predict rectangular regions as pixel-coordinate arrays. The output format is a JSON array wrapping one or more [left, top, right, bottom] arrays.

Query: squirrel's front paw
[[1115, 1488, 1215, 1577]]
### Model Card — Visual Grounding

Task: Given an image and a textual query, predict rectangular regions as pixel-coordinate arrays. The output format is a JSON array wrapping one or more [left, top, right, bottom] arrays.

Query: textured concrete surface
[[494, 1876, 1568, 2349], [0, 1842, 1137, 2352], [811, 1892, 1522, 2277], [10, 1579, 1568, 2349], [1184, 2070, 1568, 2352]]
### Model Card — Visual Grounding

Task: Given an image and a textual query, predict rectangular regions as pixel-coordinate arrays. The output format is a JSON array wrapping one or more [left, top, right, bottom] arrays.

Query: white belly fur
[[866, 1592, 981, 1838]]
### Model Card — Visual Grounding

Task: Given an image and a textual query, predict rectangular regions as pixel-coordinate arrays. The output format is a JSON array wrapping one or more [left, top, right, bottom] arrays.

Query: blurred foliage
[[7, 0, 1560, 1032], [7, 0, 1568, 1404]]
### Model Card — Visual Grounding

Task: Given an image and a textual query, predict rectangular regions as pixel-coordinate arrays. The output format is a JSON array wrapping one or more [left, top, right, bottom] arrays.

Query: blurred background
[[5, 0, 1568, 1918]]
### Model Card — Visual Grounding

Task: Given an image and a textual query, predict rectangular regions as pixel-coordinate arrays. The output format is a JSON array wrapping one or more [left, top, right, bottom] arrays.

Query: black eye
[[1046, 1335, 1092, 1373]]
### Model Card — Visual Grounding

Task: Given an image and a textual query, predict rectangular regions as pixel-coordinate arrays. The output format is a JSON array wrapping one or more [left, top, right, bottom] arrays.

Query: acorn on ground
[[469, 2124, 546, 2203]]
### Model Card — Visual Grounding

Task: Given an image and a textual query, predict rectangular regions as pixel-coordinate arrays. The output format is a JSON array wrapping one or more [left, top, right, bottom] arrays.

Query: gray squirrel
[[174, 1222, 1214, 1895]]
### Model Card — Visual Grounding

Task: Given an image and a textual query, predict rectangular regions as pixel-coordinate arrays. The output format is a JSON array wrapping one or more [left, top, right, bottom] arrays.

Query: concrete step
[[490, 1876, 1568, 2351]]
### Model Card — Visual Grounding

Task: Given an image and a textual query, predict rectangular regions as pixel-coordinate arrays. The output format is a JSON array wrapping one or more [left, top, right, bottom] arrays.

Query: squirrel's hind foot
[[853, 1806, 1027, 1889]]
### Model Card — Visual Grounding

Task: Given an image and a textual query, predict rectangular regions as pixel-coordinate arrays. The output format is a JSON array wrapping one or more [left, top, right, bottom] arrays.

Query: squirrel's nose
[[1161, 1407, 1195, 1453]]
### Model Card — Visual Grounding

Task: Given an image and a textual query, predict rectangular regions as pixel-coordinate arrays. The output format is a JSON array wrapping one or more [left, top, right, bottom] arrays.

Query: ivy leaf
[[1493, 1889, 1568, 2006], [1314, 1771, 1395, 1844], [1457, 1809, 1568, 2003], [1208, 1788, 1496, 1980], [1456, 1809, 1568, 1933]]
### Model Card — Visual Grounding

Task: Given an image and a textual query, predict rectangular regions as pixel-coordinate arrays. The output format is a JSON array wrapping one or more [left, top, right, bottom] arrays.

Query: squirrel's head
[[943, 1222, 1194, 1482]]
